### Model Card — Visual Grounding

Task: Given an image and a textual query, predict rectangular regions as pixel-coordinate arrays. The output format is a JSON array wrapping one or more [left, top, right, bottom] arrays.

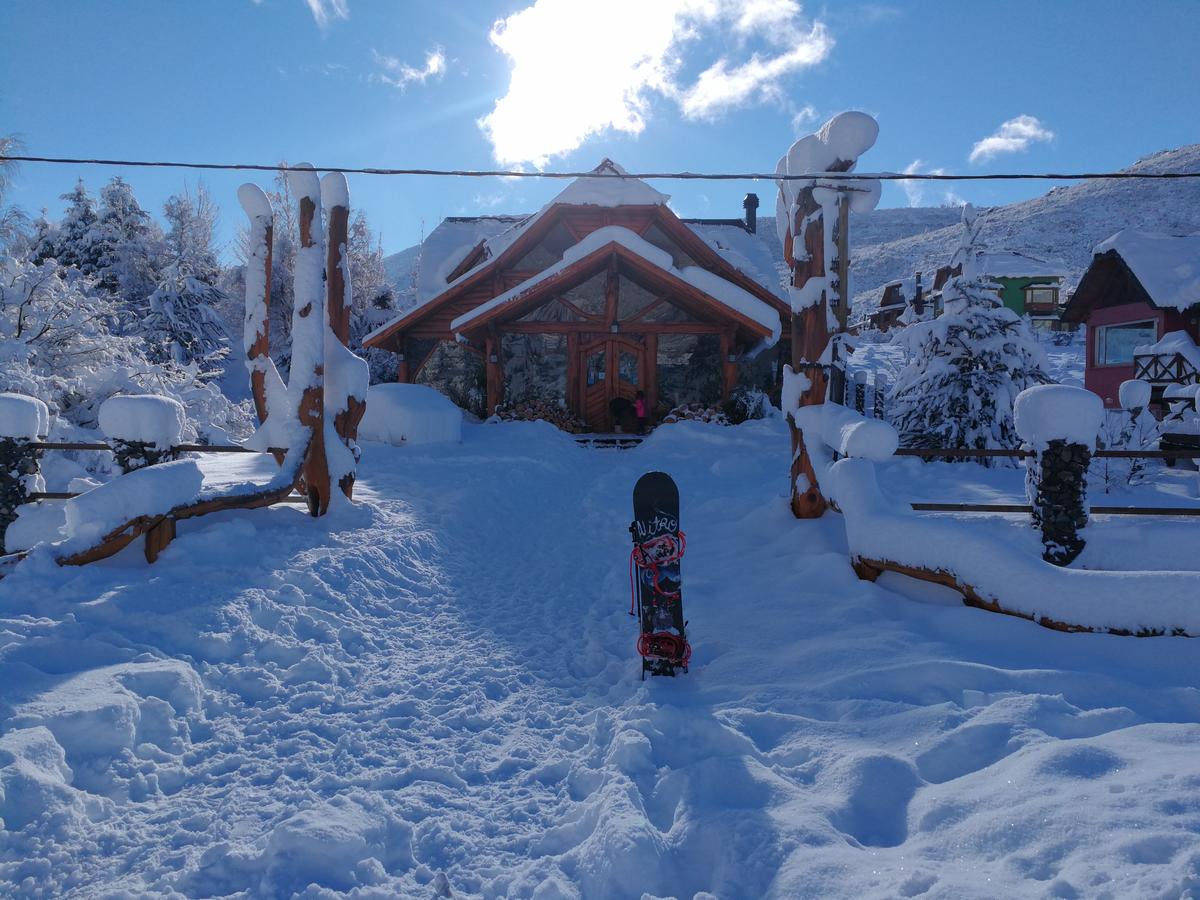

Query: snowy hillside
[[851, 144, 1200, 312], [4, 419, 1200, 897]]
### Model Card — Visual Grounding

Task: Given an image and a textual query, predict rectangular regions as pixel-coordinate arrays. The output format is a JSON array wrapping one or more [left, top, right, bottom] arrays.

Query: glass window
[[1096, 320, 1156, 365], [1025, 286, 1058, 307]]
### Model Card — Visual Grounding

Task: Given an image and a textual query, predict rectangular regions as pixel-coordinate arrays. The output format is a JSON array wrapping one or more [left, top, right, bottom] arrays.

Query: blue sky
[[3, 0, 1198, 258]]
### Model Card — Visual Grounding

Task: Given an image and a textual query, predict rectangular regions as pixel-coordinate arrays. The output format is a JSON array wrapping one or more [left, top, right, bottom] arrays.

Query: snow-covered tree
[[93, 176, 164, 312], [35, 180, 102, 274], [143, 272, 230, 374], [145, 183, 231, 373], [889, 206, 1050, 461], [0, 135, 28, 250], [345, 210, 399, 382]]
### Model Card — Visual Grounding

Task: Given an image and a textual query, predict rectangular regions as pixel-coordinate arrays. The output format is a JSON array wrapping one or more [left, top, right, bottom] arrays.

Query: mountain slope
[[850, 144, 1200, 311]]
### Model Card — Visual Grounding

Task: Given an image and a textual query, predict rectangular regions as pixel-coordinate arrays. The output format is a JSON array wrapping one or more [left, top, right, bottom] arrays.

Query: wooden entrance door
[[580, 336, 644, 432]]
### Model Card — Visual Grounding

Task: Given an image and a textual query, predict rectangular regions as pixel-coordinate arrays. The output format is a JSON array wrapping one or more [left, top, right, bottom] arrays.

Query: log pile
[[659, 403, 731, 426], [492, 400, 589, 434]]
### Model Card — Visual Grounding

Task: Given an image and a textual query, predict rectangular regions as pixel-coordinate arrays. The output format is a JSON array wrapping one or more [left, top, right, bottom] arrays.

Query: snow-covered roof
[[1094, 229, 1200, 312], [975, 250, 1066, 279], [482, 160, 669, 261], [449, 225, 780, 342], [685, 222, 786, 301]]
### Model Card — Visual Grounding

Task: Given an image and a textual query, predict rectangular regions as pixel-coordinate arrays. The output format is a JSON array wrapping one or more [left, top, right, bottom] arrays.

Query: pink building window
[[1095, 320, 1157, 366]]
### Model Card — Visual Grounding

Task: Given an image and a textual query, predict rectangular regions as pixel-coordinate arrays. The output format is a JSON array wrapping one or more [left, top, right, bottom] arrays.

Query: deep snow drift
[[3, 418, 1200, 898]]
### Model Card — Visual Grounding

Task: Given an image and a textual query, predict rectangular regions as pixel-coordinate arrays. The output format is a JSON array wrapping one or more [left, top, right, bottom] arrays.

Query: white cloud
[[479, 0, 830, 166], [900, 160, 969, 208], [969, 114, 1054, 164], [304, 0, 348, 28], [373, 48, 447, 90], [790, 103, 819, 132]]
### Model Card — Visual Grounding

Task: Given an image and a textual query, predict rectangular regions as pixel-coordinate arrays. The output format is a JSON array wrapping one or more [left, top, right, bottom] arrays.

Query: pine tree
[[889, 205, 1050, 461], [93, 176, 164, 311], [0, 135, 27, 250], [40, 179, 102, 274]]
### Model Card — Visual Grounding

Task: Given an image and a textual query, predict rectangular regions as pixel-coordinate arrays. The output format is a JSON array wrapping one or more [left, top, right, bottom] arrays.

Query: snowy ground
[[4, 417, 1200, 898]]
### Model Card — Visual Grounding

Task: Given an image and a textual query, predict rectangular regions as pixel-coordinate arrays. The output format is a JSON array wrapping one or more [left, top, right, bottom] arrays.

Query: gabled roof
[[364, 161, 788, 350], [449, 226, 780, 346], [1093, 230, 1200, 311], [1063, 230, 1200, 323]]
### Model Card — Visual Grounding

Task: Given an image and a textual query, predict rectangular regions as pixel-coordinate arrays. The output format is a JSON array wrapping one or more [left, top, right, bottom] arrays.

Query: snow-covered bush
[[889, 206, 1050, 463], [0, 254, 252, 445], [723, 385, 769, 424], [358, 383, 462, 446], [1095, 379, 1159, 490]]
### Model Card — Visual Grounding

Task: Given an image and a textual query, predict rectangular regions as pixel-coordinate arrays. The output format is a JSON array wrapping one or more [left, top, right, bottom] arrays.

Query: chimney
[[743, 193, 759, 233]]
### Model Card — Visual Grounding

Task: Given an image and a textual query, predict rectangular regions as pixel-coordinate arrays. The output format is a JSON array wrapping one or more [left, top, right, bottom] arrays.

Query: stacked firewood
[[659, 403, 731, 426], [492, 399, 589, 434]]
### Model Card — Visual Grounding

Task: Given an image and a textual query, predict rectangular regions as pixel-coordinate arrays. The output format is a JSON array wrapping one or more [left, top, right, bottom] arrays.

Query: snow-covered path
[[4, 418, 1200, 898]]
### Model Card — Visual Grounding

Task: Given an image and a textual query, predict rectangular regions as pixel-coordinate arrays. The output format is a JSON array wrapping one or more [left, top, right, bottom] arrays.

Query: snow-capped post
[[775, 111, 881, 518], [0, 393, 49, 551], [238, 184, 276, 426], [98, 395, 186, 474], [286, 165, 333, 516], [320, 172, 370, 499], [1014, 385, 1104, 566]]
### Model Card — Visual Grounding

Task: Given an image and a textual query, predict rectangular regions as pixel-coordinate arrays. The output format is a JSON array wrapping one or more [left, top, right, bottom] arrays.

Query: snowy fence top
[[1014, 385, 1104, 449], [820, 403, 898, 462], [0, 393, 50, 441], [98, 395, 186, 449]]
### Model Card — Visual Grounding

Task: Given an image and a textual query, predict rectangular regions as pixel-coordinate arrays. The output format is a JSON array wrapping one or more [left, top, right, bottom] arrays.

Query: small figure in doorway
[[609, 396, 635, 433], [634, 390, 648, 435]]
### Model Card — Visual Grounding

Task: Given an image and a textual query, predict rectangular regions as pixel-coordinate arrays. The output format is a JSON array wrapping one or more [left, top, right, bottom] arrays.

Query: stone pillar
[[1026, 438, 1092, 566], [0, 438, 43, 551], [1014, 384, 1104, 568]]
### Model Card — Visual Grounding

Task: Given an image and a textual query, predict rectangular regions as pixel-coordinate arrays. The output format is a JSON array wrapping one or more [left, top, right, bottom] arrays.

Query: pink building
[[1061, 230, 1200, 408]]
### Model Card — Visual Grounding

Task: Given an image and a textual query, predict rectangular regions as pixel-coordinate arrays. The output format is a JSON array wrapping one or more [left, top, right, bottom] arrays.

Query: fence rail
[[911, 502, 1200, 516]]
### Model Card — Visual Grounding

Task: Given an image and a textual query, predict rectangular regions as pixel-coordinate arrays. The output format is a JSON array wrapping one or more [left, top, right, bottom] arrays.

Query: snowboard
[[629, 471, 690, 678]]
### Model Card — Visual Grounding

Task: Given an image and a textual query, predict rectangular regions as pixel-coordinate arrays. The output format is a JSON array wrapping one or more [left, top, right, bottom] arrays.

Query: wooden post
[[396, 341, 410, 383], [238, 188, 273, 425], [294, 188, 331, 517], [144, 516, 176, 564], [644, 332, 658, 424], [323, 178, 367, 499], [566, 331, 579, 413], [789, 187, 831, 519], [874, 372, 886, 419], [485, 333, 503, 415], [720, 331, 738, 402], [854, 370, 867, 414]]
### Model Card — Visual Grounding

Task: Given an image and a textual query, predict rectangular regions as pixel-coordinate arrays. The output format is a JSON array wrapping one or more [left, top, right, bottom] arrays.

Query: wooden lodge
[[1062, 230, 1200, 407], [364, 161, 789, 432]]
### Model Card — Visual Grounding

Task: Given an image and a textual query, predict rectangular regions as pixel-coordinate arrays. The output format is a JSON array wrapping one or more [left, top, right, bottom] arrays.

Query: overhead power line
[[3, 154, 1200, 182]]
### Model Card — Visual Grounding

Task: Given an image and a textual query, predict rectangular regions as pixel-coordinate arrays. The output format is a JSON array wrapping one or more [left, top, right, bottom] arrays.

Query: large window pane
[[1097, 321, 1156, 365]]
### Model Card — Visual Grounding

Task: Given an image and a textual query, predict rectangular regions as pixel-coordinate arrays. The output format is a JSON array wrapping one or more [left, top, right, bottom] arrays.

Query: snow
[[833, 455, 1200, 633], [357, 384, 462, 446], [1094, 229, 1200, 312], [1137, 329, 1200, 373], [319, 170, 350, 211], [6, 416, 1200, 896], [819, 403, 899, 462], [450, 225, 781, 342], [0, 392, 49, 441], [97, 394, 186, 449], [686, 222, 787, 302], [1119, 378, 1153, 410], [975, 249, 1065, 278], [1014, 384, 1104, 449], [58, 459, 204, 553]]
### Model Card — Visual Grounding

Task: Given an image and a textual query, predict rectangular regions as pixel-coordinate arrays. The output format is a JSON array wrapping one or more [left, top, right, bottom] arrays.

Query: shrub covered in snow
[[358, 383, 463, 446]]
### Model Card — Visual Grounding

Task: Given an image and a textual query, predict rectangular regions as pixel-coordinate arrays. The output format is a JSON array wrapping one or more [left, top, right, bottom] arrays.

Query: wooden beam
[[566, 331, 580, 413], [644, 332, 658, 421], [485, 334, 503, 415], [720, 330, 737, 401]]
